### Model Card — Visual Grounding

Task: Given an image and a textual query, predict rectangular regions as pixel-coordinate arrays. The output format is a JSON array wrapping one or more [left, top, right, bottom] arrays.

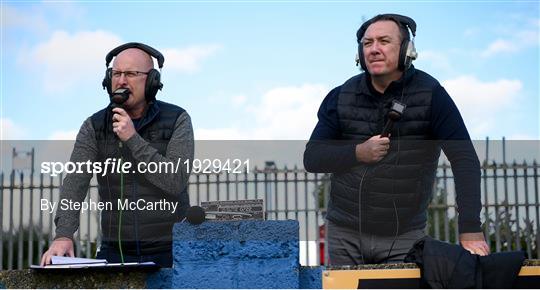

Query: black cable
[[115, 99, 151, 263], [132, 102, 151, 261], [384, 86, 406, 263], [357, 167, 368, 265], [133, 184, 141, 261], [110, 104, 125, 264], [118, 150, 125, 264], [385, 200, 399, 263]]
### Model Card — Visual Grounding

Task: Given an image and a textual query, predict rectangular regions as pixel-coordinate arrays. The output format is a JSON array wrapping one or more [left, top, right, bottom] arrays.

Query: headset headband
[[105, 42, 164, 68], [357, 14, 417, 43]]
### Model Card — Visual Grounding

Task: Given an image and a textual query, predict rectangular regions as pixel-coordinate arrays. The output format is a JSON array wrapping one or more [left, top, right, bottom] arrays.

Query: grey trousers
[[326, 220, 426, 266]]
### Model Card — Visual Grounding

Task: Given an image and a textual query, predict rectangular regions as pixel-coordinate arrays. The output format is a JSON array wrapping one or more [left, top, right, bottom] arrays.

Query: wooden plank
[[323, 269, 420, 289], [323, 266, 540, 289], [519, 266, 540, 276]]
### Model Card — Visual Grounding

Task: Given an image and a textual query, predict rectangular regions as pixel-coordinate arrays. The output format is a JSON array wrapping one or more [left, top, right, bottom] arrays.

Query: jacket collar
[[136, 101, 160, 131], [363, 65, 416, 96]]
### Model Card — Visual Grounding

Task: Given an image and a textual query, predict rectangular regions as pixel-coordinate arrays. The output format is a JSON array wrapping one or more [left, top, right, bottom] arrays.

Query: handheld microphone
[[381, 100, 406, 138], [110, 88, 130, 108], [109, 88, 130, 260], [110, 88, 130, 148]]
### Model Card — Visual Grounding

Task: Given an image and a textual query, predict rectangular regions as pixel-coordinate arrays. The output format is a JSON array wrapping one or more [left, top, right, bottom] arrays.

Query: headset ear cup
[[145, 69, 161, 102], [398, 39, 409, 71], [405, 41, 417, 69], [103, 68, 112, 96]]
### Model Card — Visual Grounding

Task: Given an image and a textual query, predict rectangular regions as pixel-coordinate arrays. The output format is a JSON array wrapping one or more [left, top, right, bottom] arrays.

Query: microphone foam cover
[[111, 88, 130, 105], [186, 206, 205, 225]]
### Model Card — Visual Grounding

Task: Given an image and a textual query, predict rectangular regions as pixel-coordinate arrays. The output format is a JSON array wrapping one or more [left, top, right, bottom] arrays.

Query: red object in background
[[319, 224, 325, 265]]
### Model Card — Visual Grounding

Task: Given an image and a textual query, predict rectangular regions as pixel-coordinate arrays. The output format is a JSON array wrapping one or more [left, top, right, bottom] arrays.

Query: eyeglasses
[[110, 70, 149, 79]]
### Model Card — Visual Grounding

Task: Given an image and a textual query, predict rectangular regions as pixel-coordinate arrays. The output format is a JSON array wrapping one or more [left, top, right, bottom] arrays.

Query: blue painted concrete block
[[233, 240, 299, 259], [172, 220, 300, 289], [237, 220, 298, 241], [299, 266, 323, 289], [237, 258, 299, 288], [175, 240, 242, 261], [173, 220, 298, 242], [174, 221, 237, 241], [172, 260, 237, 288]]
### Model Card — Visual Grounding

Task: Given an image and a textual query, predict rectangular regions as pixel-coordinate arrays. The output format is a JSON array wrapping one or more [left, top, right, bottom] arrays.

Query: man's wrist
[[124, 132, 144, 149], [459, 232, 486, 241], [53, 235, 74, 242], [458, 220, 482, 234], [355, 143, 364, 162]]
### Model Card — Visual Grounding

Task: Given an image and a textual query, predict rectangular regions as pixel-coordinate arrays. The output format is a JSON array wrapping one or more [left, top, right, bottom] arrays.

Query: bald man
[[41, 43, 194, 267]]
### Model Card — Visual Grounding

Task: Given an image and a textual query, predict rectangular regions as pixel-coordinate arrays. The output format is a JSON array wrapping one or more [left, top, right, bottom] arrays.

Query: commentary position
[[41, 42, 194, 267], [304, 14, 489, 265]]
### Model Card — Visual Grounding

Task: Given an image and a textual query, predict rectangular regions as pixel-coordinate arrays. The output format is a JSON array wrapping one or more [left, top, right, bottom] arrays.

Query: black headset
[[356, 14, 418, 72], [102, 42, 164, 102]]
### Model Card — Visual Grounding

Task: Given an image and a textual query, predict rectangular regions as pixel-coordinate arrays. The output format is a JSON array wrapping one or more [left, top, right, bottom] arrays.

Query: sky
[[1, 0, 539, 141]]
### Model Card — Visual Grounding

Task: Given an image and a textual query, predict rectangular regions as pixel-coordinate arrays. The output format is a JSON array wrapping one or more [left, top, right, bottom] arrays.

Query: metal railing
[[428, 160, 539, 258], [1, 161, 539, 269]]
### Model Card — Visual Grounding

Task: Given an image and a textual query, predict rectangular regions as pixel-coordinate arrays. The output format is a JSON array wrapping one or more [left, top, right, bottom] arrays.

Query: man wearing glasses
[[41, 43, 194, 267]]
